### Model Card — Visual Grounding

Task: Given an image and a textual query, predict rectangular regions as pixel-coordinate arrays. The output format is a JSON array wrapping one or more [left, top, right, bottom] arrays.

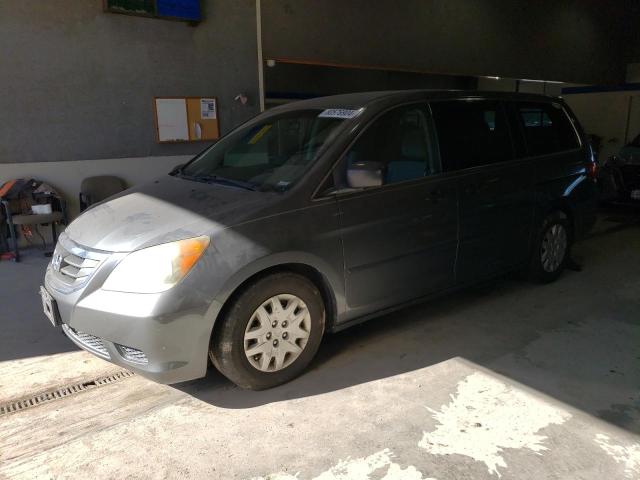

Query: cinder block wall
[[0, 0, 261, 247], [0, 0, 260, 166]]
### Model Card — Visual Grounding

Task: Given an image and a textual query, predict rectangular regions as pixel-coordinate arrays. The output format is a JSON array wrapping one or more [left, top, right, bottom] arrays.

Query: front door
[[332, 103, 459, 318]]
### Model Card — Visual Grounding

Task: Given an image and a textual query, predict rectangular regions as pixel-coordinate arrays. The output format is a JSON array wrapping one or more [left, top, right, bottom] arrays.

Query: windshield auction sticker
[[318, 108, 364, 119]]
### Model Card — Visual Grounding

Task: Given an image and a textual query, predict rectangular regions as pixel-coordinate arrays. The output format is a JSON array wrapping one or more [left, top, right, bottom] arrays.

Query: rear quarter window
[[516, 102, 580, 156]]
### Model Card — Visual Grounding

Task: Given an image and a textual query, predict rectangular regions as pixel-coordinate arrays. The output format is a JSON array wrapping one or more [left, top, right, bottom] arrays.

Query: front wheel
[[528, 212, 570, 283], [209, 272, 325, 390]]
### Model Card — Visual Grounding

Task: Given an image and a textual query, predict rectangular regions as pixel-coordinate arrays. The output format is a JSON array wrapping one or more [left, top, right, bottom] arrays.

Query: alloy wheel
[[540, 223, 568, 273]]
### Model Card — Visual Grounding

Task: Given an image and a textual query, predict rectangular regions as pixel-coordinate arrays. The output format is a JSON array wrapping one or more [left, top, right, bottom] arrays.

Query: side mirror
[[170, 164, 185, 175], [347, 161, 383, 188]]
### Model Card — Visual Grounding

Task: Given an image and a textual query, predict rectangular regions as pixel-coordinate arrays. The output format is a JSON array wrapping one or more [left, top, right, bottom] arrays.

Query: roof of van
[[276, 90, 562, 111]]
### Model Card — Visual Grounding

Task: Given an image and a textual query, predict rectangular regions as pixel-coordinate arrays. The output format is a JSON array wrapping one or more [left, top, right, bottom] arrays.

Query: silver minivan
[[42, 90, 598, 389]]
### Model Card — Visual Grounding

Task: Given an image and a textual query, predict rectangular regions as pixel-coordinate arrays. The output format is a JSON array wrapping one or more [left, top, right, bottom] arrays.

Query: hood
[[65, 175, 278, 252]]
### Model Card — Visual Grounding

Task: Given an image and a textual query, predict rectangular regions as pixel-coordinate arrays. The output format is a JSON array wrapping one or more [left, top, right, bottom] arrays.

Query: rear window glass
[[517, 102, 580, 156], [430, 100, 513, 170]]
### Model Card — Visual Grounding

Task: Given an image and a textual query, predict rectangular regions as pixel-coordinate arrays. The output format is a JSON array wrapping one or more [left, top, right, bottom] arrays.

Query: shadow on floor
[[175, 218, 640, 435], [0, 248, 77, 362]]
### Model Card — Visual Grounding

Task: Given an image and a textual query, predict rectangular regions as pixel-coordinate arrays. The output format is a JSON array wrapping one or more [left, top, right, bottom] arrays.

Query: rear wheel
[[210, 272, 325, 390], [528, 211, 570, 283]]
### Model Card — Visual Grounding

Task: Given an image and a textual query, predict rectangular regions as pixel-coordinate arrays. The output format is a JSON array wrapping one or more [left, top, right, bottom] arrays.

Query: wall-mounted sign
[[104, 0, 202, 22]]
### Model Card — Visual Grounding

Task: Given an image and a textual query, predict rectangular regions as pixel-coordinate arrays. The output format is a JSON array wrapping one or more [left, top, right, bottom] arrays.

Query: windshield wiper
[[178, 173, 257, 191]]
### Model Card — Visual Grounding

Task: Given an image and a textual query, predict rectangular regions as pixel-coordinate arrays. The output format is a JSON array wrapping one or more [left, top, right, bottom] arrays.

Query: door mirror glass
[[347, 161, 383, 188]]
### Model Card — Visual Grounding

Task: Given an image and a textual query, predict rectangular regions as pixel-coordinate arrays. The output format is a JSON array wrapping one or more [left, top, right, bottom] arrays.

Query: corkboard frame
[[153, 96, 220, 144]]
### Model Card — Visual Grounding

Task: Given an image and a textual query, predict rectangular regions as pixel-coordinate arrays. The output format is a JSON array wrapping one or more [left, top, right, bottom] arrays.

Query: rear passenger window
[[517, 102, 580, 156], [430, 100, 513, 170]]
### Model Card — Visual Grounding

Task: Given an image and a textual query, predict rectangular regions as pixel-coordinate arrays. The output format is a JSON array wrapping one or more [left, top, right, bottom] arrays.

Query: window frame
[[428, 98, 517, 173], [311, 96, 585, 202], [513, 100, 583, 158], [312, 101, 443, 201]]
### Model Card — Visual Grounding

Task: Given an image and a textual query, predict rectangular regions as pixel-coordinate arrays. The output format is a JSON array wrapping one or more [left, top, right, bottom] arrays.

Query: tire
[[209, 272, 325, 390], [528, 211, 571, 284]]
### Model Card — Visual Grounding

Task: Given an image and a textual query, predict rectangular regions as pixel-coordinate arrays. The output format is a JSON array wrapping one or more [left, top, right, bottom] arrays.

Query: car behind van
[[41, 90, 598, 389]]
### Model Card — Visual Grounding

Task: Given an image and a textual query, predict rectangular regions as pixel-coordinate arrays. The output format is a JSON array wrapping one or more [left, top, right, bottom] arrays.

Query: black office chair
[[79, 176, 127, 211]]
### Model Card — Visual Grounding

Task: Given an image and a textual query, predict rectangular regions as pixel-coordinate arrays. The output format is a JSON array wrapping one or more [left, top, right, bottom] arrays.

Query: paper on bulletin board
[[200, 98, 217, 119], [156, 98, 189, 141]]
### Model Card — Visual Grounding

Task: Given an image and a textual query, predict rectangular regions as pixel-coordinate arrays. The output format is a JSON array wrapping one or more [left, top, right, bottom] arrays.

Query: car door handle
[[478, 177, 501, 190], [426, 189, 443, 203], [481, 177, 500, 187], [464, 184, 478, 195], [465, 177, 500, 195]]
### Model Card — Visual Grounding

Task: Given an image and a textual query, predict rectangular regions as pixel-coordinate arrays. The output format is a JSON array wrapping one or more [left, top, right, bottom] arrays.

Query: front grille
[[58, 251, 100, 280], [50, 233, 110, 290], [62, 324, 110, 359], [117, 345, 149, 364]]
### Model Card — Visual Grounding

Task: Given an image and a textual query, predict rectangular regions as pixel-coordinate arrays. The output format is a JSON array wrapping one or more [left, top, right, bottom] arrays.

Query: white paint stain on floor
[[594, 433, 640, 478], [251, 449, 435, 480], [418, 372, 571, 477]]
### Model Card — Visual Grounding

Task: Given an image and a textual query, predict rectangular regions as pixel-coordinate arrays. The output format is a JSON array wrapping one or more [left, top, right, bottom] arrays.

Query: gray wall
[[265, 63, 477, 100], [0, 0, 260, 164], [262, 0, 629, 86], [622, 1, 640, 66]]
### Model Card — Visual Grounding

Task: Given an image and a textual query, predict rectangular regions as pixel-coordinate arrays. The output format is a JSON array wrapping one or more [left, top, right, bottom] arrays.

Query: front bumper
[[44, 236, 220, 384]]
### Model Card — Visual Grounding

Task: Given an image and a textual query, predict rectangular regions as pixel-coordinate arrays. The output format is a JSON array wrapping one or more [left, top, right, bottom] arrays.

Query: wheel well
[[539, 202, 575, 241], [552, 204, 575, 241], [210, 263, 337, 346]]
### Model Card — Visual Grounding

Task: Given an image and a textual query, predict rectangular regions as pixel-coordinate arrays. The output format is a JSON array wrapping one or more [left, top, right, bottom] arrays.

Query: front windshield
[[177, 109, 348, 192]]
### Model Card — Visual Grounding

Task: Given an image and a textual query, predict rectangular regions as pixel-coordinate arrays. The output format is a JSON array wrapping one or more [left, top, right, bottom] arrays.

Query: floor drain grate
[[0, 370, 134, 416]]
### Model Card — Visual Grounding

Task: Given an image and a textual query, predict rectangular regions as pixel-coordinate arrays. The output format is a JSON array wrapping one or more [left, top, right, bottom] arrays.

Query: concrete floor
[[1, 212, 639, 479]]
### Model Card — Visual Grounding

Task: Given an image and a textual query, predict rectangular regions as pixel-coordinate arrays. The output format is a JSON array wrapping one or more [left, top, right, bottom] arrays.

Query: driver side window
[[333, 104, 437, 191]]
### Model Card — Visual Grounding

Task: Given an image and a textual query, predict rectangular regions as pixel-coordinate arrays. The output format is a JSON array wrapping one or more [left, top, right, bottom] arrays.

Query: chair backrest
[[80, 176, 127, 210]]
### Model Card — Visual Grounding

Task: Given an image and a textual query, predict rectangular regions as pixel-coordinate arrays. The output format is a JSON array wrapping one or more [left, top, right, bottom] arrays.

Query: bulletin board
[[153, 97, 219, 143]]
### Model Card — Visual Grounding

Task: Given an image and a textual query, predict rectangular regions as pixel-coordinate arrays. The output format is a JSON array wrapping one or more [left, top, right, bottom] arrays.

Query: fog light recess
[[116, 344, 149, 364]]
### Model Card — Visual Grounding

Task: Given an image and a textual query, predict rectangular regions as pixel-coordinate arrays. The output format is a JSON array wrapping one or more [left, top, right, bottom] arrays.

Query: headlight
[[102, 236, 210, 293]]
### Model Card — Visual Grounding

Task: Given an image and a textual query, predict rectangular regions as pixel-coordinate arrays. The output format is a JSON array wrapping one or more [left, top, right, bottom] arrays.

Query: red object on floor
[[0, 252, 16, 261]]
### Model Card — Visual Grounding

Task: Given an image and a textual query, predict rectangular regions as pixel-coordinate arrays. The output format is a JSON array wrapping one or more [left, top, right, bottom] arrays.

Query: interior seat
[[385, 130, 429, 184]]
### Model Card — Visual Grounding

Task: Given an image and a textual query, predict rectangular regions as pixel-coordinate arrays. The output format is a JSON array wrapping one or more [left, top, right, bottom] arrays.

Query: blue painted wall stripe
[[562, 83, 640, 95]]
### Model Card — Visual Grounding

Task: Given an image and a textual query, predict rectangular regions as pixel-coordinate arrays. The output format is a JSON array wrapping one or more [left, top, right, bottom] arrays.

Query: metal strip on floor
[[0, 370, 134, 416]]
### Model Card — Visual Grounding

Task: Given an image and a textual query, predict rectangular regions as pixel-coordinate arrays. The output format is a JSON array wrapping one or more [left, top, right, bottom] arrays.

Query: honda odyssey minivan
[[41, 90, 598, 389]]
